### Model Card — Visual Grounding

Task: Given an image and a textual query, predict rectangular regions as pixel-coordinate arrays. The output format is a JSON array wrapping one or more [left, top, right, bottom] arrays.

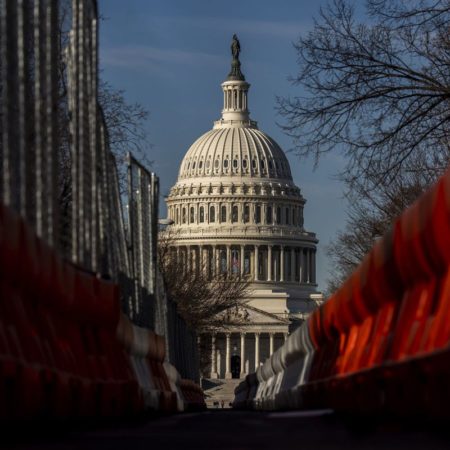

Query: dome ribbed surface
[[178, 126, 293, 181]]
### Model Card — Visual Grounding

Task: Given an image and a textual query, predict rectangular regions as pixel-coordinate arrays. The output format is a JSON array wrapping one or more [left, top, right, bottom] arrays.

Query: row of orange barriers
[[234, 169, 450, 418], [0, 204, 205, 420]]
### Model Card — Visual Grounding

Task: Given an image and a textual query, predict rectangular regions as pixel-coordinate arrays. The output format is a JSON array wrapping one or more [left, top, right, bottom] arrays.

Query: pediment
[[221, 304, 290, 326]]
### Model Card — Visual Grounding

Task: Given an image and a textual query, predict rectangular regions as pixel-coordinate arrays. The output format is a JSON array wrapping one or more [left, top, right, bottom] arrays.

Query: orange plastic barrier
[[304, 169, 450, 418], [0, 204, 142, 420]]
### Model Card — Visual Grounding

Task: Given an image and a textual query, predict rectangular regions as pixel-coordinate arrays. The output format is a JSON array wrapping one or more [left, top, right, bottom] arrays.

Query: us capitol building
[[164, 36, 322, 379]]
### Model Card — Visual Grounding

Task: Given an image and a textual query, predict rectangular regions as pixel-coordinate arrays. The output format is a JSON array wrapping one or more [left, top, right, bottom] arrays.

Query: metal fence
[[0, 0, 199, 379]]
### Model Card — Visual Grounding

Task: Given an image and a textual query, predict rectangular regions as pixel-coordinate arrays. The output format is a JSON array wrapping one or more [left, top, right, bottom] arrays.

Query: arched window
[[199, 160, 203, 169], [266, 206, 272, 224], [232, 205, 238, 223], [243, 204, 250, 223], [277, 207, 281, 224], [210, 205, 215, 223], [182, 207, 187, 224], [243, 159, 248, 168], [233, 159, 238, 168], [224, 159, 229, 169], [255, 205, 261, 224], [221, 205, 227, 222], [190, 207, 195, 223], [252, 160, 257, 169], [199, 206, 205, 223]]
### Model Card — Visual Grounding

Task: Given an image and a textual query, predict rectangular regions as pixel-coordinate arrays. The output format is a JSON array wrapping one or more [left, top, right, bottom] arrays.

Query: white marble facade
[[164, 40, 322, 379]]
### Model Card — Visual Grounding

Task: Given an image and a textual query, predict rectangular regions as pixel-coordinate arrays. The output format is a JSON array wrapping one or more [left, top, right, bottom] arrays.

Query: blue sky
[[99, 0, 348, 291]]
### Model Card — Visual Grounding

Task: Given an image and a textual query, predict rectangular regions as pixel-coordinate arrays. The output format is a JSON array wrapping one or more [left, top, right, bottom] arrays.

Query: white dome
[[178, 126, 293, 182]]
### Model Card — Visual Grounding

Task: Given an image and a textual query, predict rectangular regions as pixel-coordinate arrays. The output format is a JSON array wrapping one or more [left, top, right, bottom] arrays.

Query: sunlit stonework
[[165, 36, 322, 379]]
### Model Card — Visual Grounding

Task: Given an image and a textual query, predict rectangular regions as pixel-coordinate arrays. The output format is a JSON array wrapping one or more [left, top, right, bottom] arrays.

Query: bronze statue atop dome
[[227, 34, 245, 81], [231, 34, 241, 60]]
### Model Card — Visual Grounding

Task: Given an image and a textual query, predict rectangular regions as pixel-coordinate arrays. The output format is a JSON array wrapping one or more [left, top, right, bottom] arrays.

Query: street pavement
[[2, 410, 449, 449]]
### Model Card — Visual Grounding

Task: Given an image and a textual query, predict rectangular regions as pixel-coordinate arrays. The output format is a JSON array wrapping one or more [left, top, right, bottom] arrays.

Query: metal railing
[[0, 0, 199, 379]]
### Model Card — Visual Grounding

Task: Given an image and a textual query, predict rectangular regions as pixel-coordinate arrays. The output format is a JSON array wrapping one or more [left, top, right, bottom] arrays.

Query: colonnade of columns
[[210, 332, 288, 379], [174, 244, 317, 284]]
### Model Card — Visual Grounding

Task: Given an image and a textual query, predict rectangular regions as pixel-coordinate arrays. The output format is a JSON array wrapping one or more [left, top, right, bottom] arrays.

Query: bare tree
[[278, 0, 450, 188], [325, 163, 432, 294], [158, 228, 249, 332]]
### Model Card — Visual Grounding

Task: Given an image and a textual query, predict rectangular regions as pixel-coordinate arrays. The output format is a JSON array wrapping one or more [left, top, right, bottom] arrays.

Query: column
[[284, 333, 288, 342], [240, 333, 246, 378], [254, 332, 260, 369], [299, 247, 303, 283], [254, 245, 259, 281], [227, 245, 231, 276], [280, 246, 285, 282], [290, 248, 295, 282], [306, 249, 310, 283], [312, 250, 316, 284], [176, 246, 180, 266], [268, 245, 273, 281], [240, 245, 245, 277], [225, 333, 232, 379], [211, 334, 218, 378], [199, 245, 204, 274], [269, 333, 274, 356], [187, 246, 191, 272]]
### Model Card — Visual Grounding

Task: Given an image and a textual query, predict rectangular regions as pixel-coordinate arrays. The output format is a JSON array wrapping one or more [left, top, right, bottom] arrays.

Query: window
[[224, 159, 229, 168], [233, 159, 238, 168], [244, 251, 251, 275], [190, 207, 195, 223], [255, 205, 261, 224], [293, 208, 297, 226], [199, 206, 205, 223], [193, 161, 196, 169], [277, 207, 281, 224], [215, 159, 219, 168], [199, 161, 203, 169], [232, 205, 238, 223], [266, 206, 272, 224], [187, 162, 190, 170], [182, 207, 186, 224], [206, 160, 210, 168], [231, 249, 239, 275], [261, 160, 265, 169], [252, 160, 257, 169], [221, 205, 227, 222], [268, 161, 273, 169], [220, 250, 227, 274], [210, 205, 215, 223], [285, 207, 290, 225], [243, 159, 248, 168], [244, 204, 250, 223]]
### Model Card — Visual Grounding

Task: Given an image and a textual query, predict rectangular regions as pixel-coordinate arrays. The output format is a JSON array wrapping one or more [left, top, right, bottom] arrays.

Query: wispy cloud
[[101, 45, 223, 75], [150, 16, 307, 40]]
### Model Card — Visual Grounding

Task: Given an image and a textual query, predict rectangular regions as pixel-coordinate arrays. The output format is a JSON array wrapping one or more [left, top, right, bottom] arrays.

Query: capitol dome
[[178, 125, 293, 182], [165, 36, 321, 380]]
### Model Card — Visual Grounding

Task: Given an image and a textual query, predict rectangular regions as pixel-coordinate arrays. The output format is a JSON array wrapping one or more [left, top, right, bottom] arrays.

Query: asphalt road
[[2, 410, 449, 450]]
